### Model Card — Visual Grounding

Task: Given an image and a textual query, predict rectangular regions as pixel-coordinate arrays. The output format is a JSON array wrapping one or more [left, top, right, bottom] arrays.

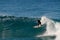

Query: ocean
[[0, 0, 60, 40], [0, 16, 60, 40]]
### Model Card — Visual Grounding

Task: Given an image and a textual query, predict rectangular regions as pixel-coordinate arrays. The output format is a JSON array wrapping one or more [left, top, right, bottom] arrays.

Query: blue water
[[0, 0, 60, 40], [0, 16, 59, 40], [0, 0, 60, 17], [0, 37, 43, 40]]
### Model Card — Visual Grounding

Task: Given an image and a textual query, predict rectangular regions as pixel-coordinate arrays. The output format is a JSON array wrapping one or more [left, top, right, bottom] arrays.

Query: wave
[[0, 16, 60, 40]]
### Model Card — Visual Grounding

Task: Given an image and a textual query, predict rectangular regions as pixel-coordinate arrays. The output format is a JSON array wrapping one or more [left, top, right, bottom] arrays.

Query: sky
[[0, 0, 60, 18]]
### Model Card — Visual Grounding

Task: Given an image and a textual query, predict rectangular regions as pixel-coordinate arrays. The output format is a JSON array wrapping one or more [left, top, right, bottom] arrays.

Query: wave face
[[0, 16, 60, 40]]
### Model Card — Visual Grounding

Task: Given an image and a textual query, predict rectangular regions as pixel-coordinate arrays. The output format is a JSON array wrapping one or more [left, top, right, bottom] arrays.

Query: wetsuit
[[37, 20, 41, 25]]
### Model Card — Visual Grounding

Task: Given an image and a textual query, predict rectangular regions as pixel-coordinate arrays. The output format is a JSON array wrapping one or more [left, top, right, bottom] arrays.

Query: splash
[[35, 16, 60, 40], [55, 23, 60, 40]]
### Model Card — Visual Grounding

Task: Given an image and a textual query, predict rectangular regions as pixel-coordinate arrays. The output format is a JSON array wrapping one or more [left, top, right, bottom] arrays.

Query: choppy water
[[0, 17, 60, 40]]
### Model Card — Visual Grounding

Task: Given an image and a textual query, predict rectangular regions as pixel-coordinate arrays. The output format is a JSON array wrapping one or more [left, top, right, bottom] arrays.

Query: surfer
[[34, 20, 41, 28], [37, 20, 41, 25]]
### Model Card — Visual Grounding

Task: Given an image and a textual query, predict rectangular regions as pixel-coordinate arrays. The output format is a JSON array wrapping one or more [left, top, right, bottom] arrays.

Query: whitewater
[[34, 16, 60, 40]]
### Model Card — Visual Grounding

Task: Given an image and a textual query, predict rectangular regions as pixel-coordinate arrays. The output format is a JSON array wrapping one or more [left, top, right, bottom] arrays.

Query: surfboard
[[36, 34, 56, 37], [34, 25, 41, 28]]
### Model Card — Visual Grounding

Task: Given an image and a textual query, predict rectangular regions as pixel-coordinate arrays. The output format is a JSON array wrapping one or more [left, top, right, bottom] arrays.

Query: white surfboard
[[34, 25, 41, 28], [36, 34, 56, 37]]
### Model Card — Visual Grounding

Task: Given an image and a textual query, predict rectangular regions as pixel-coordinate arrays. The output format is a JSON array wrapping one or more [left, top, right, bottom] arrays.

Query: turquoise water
[[0, 17, 59, 40], [0, 37, 42, 40]]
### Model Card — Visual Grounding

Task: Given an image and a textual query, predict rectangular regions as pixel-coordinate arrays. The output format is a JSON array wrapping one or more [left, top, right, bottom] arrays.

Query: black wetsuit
[[37, 20, 41, 25]]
